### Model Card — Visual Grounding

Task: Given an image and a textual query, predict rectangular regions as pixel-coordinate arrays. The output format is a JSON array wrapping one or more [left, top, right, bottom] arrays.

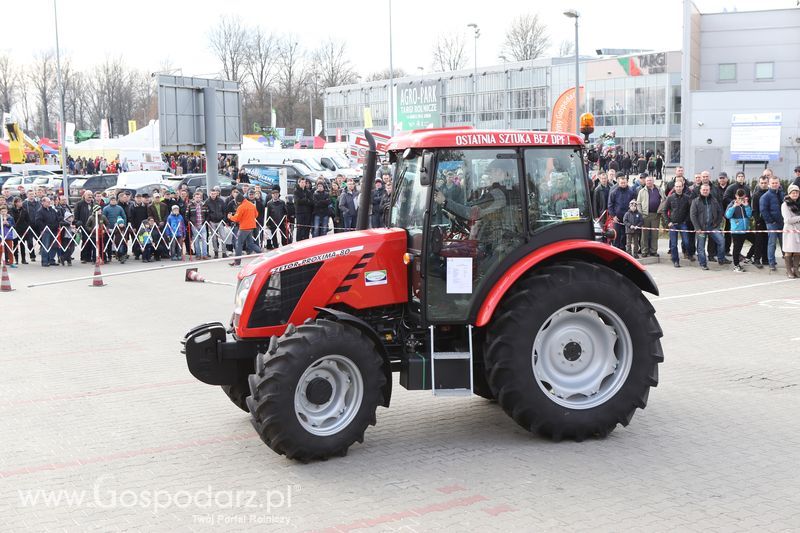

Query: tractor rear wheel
[[247, 319, 386, 460], [484, 261, 663, 441]]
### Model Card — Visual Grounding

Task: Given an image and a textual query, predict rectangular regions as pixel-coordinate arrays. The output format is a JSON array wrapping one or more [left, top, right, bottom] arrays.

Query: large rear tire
[[247, 319, 386, 460], [484, 261, 663, 441]]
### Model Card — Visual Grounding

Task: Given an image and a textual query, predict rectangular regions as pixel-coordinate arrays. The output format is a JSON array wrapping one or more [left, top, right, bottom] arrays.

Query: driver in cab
[[432, 159, 519, 267]]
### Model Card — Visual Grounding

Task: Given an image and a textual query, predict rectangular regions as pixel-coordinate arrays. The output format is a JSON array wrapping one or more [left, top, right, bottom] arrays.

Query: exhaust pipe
[[356, 129, 377, 230]]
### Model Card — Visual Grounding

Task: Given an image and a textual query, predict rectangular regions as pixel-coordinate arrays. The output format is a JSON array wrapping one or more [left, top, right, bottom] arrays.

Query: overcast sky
[[1, 0, 795, 78]]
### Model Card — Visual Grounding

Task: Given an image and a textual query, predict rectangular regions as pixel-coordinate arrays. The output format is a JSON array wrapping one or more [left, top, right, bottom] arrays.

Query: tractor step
[[430, 325, 474, 397]]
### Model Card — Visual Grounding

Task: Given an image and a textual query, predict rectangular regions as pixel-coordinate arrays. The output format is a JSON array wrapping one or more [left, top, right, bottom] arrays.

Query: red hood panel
[[236, 228, 408, 338]]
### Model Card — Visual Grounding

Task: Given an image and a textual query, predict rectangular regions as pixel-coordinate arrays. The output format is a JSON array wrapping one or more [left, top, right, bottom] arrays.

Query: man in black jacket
[[593, 171, 611, 219], [750, 175, 770, 267], [224, 188, 243, 253], [129, 193, 149, 260], [294, 177, 313, 241], [34, 196, 60, 267], [338, 178, 358, 230], [371, 178, 387, 228], [661, 179, 693, 267], [74, 190, 95, 263], [205, 187, 227, 258], [266, 187, 289, 248], [690, 183, 729, 270], [711, 172, 731, 256]]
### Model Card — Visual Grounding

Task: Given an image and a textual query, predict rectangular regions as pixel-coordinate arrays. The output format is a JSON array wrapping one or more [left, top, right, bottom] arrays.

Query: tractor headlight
[[233, 275, 256, 315]]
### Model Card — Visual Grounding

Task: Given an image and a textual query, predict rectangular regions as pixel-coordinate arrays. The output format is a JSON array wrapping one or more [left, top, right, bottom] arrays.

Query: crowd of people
[[0, 171, 393, 269], [595, 149, 666, 180], [62, 153, 212, 176], [5, 158, 800, 279], [595, 165, 800, 276]]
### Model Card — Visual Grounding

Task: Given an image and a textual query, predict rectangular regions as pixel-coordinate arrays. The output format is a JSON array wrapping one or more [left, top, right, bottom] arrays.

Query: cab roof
[[386, 127, 584, 151]]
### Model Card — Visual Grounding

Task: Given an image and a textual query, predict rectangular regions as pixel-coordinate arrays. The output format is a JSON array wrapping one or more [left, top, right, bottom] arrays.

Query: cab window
[[523, 147, 590, 233]]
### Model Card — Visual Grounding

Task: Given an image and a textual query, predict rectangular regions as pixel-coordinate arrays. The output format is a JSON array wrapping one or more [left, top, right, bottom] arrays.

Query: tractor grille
[[248, 263, 323, 328]]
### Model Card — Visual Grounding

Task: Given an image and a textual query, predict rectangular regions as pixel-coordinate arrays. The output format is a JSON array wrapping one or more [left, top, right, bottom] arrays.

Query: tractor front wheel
[[221, 382, 250, 412], [247, 319, 386, 460], [485, 261, 663, 441]]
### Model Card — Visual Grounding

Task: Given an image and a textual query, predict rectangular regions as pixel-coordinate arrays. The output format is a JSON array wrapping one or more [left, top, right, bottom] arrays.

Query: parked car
[[2, 175, 39, 197], [240, 162, 314, 192], [104, 183, 164, 200], [23, 169, 58, 177], [175, 174, 236, 196], [0, 172, 22, 191], [32, 176, 64, 196], [68, 173, 119, 203]]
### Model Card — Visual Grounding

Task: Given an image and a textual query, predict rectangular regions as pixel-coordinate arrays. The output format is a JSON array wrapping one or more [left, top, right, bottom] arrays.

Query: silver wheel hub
[[295, 355, 364, 437], [532, 303, 632, 410]]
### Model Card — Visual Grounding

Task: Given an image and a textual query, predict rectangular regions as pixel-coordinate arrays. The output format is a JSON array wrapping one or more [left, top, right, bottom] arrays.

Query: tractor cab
[[387, 129, 593, 325], [183, 127, 663, 462]]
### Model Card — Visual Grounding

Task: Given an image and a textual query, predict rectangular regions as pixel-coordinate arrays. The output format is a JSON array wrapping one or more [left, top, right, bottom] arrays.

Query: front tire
[[221, 382, 250, 412], [247, 319, 386, 460], [484, 261, 663, 441]]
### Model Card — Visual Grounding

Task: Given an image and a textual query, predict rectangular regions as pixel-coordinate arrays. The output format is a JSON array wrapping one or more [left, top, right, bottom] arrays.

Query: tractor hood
[[233, 228, 408, 339]]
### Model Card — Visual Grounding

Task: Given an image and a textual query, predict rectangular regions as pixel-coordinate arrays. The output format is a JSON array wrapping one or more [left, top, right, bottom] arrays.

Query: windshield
[[331, 154, 349, 168], [293, 162, 313, 176], [390, 153, 426, 232], [297, 158, 323, 171]]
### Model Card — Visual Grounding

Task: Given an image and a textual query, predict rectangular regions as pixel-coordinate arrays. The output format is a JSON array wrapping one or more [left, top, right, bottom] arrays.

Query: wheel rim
[[531, 302, 632, 410], [295, 355, 364, 437]]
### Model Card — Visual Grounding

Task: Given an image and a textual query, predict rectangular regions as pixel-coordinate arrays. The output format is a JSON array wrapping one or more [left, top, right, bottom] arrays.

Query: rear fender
[[475, 240, 658, 327], [315, 307, 392, 407]]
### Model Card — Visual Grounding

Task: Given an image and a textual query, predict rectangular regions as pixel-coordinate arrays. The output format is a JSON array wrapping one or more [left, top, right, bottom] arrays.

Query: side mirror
[[419, 151, 434, 186]]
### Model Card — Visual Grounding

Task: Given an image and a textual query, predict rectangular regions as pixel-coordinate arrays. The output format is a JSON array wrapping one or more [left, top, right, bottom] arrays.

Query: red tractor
[[183, 127, 663, 461]]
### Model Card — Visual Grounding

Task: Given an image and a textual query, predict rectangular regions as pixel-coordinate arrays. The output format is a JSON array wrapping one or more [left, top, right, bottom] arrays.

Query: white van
[[115, 170, 173, 189], [317, 150, 361, 179]]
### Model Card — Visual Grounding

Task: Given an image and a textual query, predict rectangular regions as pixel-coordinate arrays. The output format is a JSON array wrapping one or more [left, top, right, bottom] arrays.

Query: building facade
[[324, 52, 681, 163], [682, 3, 800, 178]]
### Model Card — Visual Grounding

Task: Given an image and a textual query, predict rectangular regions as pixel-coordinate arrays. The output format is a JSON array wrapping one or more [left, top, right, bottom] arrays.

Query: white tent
[[67, 120, 160, 158]]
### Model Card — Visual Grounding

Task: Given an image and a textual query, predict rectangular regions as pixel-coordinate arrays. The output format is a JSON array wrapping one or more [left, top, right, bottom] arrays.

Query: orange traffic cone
[[90, 262, 106, 287], [0, 264, 14, 292], [185, 268, 205, 283]]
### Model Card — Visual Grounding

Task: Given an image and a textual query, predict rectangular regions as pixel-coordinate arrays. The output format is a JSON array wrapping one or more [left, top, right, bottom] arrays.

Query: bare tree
[[558, 39, 575, 58], [29, 50, 55, 137], [312, 39, 359, 89], [208, 16, 249, 83], [275, 37, 309, 131], [64, 70, 90, 128], [245, 27, 278, 129], [364, 68, 407, 82], [502, 13, 550, 61], [0, 53, 17, 114], [432, 33, 467, 72]]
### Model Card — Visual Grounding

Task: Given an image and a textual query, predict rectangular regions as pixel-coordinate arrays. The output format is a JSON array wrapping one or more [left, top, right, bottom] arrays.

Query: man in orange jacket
[[227, 189, 263, 266]]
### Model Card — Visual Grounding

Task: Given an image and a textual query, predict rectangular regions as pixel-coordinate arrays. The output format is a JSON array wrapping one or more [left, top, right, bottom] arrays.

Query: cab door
[[423, 148, 526, 324]]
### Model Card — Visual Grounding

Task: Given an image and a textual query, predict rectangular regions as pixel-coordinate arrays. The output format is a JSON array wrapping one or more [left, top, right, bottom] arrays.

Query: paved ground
[[1, 241, 799, 532]]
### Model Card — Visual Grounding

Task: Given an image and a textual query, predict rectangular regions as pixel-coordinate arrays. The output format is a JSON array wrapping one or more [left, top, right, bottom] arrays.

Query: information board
[[730, 113, 782, 161]]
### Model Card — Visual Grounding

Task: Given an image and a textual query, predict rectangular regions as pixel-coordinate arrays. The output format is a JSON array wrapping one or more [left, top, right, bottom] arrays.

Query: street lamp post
[[53, 0, 68, 189], [563, 9, 580, 135], [388, 0, 395, 136], [467, 23, 480, 127]]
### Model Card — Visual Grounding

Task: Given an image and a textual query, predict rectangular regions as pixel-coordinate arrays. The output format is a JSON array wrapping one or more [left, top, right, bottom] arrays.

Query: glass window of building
[[755, 62, 774, 80], [718, 63, 736, 82]]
